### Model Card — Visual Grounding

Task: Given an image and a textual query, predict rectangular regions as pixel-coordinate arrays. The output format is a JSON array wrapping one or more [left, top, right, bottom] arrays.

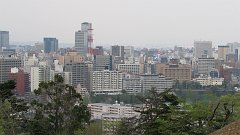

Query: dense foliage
[[117, 88, 240, 135], [29, 74, 90, 135], [0, 75, 90, 135]]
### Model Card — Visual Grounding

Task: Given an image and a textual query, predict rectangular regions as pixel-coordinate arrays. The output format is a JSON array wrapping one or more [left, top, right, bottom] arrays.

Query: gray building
[[0, 31, 9, 48], [122, 74, 142, 94], [0, 57, 22, 83], [44, 38, 58, 53], [93, 55, 113, 71], [141, 75, 173, 93], [194, 41, 213, 58], [111, 45, 124, 63], [30, 66, 51, 91], [124, 46, 134, 58], [227, 42, 240, 54], [75, 22, 93, 56], [64, 62, 92, 90], [197, 58, 215, 75]]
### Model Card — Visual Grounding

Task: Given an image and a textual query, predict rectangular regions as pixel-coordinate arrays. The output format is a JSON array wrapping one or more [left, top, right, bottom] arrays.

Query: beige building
[[116, 63, 144, 74], [156, 64, 191, 82], [58, 51, 84, 65], [193, 75, 224, 86], [218, 46, 229, 61]]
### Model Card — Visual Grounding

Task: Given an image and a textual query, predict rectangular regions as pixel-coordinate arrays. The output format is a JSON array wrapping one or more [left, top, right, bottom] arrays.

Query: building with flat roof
[[117, 63, 144, 75], [193, 75, 224, 86], [90, 70, 123, 94], [64, 62, 92, 90], [111, 45, 124, 64], [75, 22, 93, 57], [9, 68, 30, 96], [30, 66, 51, 91], [194, 41, 212, 58], [0, 31, 9, 48], [123, 74, 142, 94], [197, 58, 216, 75], [44, 38, 58, 53], [0, 57, 22, 83], [141, 74, 173, 93], [156, 63, 191, 82], [93, 55, 113, 71], [218, 46, 229, 61]]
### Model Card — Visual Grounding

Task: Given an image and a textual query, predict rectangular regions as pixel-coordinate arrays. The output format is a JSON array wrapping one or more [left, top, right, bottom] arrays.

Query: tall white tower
[[75, 22, 93, 57]]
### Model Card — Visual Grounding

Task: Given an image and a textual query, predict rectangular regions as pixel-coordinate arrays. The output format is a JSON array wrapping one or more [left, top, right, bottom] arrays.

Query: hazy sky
[[1, 0, 240, 47]]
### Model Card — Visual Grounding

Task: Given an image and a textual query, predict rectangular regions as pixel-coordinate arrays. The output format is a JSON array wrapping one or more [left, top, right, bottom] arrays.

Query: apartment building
[[90, 70, 123, 94], [141, 74, 173, 93], [156, 63, 191, 82], [117, 63, 144, 75]]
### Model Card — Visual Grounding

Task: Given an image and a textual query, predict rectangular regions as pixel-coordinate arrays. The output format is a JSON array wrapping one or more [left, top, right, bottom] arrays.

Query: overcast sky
[[1, 0, 240, 47]]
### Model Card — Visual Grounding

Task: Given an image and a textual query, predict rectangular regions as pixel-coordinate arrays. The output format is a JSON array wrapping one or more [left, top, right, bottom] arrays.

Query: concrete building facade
[[64, 62, 92, 90], [0, 57, 22, 83], [0, 31, 9, 48], [9, 68, 30, 96], [117, 64, 144, 75], [141, 75, 173, 93], [90, 70, 123, 94], [194, 41, 213, 58], [75, 22, 93, 56], [122, 74, 142, 94], [197, 58, 216, 75], [156, 63, 191, 82], [30, 66, 51, 91], [218, 46, 229, 61], [93, 55, 113, 71]]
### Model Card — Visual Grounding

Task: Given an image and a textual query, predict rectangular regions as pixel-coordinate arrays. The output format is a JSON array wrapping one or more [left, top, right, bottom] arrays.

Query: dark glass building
[[44, 38, 58, 53]]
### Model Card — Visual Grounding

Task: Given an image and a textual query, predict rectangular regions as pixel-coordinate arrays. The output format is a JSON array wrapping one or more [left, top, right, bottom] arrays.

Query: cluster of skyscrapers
[[1, 22, 240, 100]]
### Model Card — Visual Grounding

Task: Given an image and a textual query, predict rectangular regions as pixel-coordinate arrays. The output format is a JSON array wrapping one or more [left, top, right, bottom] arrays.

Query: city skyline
[[1, 0, 240, 47]]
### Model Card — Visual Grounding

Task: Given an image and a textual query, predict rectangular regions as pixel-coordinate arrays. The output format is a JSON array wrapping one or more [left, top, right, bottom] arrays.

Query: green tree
[[29, 74, 90, 135], [117, 88, 239, 135], [0, 80, 28, 135]]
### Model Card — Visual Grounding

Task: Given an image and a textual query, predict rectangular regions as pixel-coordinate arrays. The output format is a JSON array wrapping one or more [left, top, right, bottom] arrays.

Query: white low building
[[193, 75, 224, 86], [88, 102, 139, 120]]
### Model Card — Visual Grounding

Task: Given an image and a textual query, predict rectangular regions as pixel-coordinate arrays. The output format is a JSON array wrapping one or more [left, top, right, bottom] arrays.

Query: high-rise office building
[[93, 55, 113, 71], [64, 62, 92, 90], [30, 66, 51, 91], [0, 57, 22, 83], [0, 31, 9, 48], [197, 58, 215, 75], [75, 22, 93, 56], [194, 41, 213, 58], [218, 46, 229, 61], [44, 38, 58, 53], [111, 45, 124, 63], [227, 42, 240, 54], [124, 46, 134, 58]]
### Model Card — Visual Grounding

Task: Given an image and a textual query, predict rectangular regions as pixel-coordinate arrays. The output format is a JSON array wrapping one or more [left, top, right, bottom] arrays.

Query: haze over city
[[1, 0, 240, 47]]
